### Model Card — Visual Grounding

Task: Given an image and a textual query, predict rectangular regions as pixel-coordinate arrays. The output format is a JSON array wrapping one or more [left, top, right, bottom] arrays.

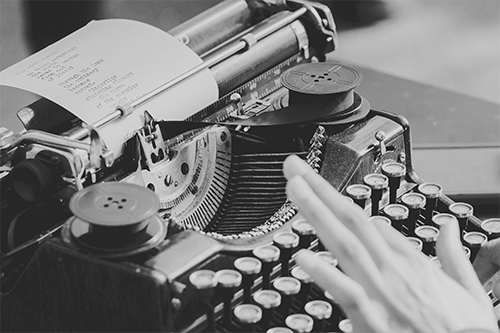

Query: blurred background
[[1, 0, 499, 134]]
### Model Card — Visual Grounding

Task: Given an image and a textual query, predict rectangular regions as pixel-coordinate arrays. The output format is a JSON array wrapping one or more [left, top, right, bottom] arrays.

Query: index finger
[[284, 155, 399, 268], [286, 174, 388, 299]]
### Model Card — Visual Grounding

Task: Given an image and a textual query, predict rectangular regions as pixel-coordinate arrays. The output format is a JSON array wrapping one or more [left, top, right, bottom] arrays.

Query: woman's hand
[[284, 155, 497, 333], [473, 237, 500, 298]]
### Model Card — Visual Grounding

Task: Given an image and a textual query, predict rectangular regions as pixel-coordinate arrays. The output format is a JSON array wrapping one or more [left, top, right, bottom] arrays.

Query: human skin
[[283, 154, 498, 333]]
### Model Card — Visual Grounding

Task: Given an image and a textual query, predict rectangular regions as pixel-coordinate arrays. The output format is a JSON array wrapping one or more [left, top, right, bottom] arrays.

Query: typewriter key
[[418, 182, 443, 225], [449, 202, 473, 233], [463, 232, 488, 262], [273, 232, 300, 276], [432, 213, 458, 230], [234, 304, 262, 332], [363, 173, 388, 216], [189, 270, 217, 332], [382, 204, 409, 232], [66, 182, 166, 258], [481, 218, 500, 240], [414, 225, 439, 256], [345, 184, 371, 209], [253, 245, 281, 289], [314, 251, 338, 267], [273, 277, 301, 318], [267, 328, 293, 333], [400, 192, 426, 235], [215, 269, 242, 325], [368, 215, 392, 227], [324, 291, 345, 328], [463, 246, 471, 260], [292, 218, 317, 250], [253, 290, 282, 330], [429, 256, 442, 268], [234, 257, 262, 303], [406, 237, 423, 252], [285, 314, 314, 333], [304, 300, 332, 332], [338, 318, 353, 333], [381, 162, 406, 204], [291, 266, 314, 304]]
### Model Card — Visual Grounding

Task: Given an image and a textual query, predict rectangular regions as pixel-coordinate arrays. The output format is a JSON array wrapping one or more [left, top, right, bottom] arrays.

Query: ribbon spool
[[280, 62, 370, 125], [282, 62, 361, 110], [65, 182, 166, 258]]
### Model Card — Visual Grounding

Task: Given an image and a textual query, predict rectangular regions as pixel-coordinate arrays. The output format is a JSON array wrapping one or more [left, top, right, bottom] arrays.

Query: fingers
[[295, 250, 367, 311], [473, 238, 500, 284], [284, 155, 396, 268], [286, 174, 387, 297], [372, 217, 429, 261], [437, 220, 491, 304], [295, 250, 387, 332]]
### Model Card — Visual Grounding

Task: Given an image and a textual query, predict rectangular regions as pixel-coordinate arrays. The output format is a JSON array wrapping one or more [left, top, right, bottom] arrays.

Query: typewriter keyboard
[[187, 162, 500, 333]]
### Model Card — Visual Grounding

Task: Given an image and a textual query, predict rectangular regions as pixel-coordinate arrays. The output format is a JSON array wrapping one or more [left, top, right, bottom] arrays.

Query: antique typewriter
[[1, 0, 499, 332]]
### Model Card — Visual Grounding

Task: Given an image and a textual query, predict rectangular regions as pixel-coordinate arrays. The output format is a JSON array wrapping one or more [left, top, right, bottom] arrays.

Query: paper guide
[[0, 19, 218, 156]]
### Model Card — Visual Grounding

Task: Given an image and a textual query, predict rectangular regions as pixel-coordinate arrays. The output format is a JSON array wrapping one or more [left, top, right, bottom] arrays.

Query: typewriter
[[1, 0, 499, 332]]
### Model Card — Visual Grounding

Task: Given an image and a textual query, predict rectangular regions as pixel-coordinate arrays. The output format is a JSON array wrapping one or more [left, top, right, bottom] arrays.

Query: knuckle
[[338, 239, 362, 262]]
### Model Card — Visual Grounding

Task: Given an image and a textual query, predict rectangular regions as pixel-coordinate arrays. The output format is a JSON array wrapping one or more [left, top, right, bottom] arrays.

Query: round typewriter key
[[406, 236, 423, 252], [253, 245, 281, 289], [346, 184, 371, 209], [432, 213, 458, 229], [401, 192, 426, 235], [429, 256, 442, 268], [363, 173, 388, 216], [363, 173, 388, 189], [449, 202, 473, 233], [291, 266, 313, 304], [292, 218, 317, 250], [414, 225, 439, 256], [304, 300, 332, 332], [368, 215, 392, 226], [273, 277, 301, 318], [343, 196, 354, 204], [273, 277, 301, 295], [267, 328, 293, 333], [215, 269, 242, 325], [189, 269, 217, 289], [418, 182, 443, 225], [285, 313, 314, 333], [381, 162, 406, 204], [463, 231, 488, 262], [481, 218, 500, 240], [234, 303, 262, 331], [254, 290, 282, 330], [338, 318, 353, 333], [324, 291, 345, 327], [253, 289, 282, 309], [314, 251, 338, 267], [189, 270, 217, 331], [273, 232, 300, 276], [234, 257, 262, 303], [418, 182, 443, 199], [401, 192, 426, 209], [463, 246, 471, 259], [382, 204, 409, 232]]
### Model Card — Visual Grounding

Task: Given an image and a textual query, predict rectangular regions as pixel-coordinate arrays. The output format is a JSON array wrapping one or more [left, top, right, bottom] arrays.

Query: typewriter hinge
[[137, 111, 169, 170]]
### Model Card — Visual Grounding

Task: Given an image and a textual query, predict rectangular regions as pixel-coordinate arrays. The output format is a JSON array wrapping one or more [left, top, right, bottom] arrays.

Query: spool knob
[[10, 158, 53, 202]]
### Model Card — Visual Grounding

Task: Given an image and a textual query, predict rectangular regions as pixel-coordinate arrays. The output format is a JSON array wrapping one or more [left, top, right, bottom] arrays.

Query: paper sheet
[[0, 19, 218, 156]]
